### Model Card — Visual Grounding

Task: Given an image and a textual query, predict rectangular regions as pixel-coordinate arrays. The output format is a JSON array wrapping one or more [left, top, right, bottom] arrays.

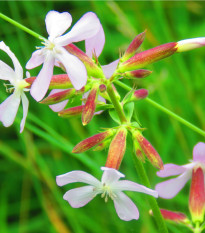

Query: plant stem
[[132, 153, 169, 233], [115, 80, 205, 137], [0, 12, 45, 40]]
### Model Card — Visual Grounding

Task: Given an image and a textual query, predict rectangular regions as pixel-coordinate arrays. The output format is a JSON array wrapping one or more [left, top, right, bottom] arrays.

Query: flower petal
[[114, 191, 139, 221], [0, 41, 23, 79], [157, 163, 187, 178], [193, 142, 205, 163], [20, 92, 29, 133], [56, 12, 100, 46], [45, 11, 72, 39], [0, 60, 15, 81], [26, 50, 44, 69], [102, 59, 119, 79], [63, 186, 96, 208], [155, 171, 191, 199], [0, 92, 21, 127], [114, 180, 158, 198], [85, 25, 105, 58], [30, 56, 55, 101], [101, 167, 125, 185], [49, 100, 68, 112], [56, 170, 100, 187], [55, 47, 87, 90]]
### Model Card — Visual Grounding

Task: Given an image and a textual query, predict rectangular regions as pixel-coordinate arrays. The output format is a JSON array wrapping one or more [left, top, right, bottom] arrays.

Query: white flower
[[56, 167, 158, 221], [0, 41, 29, 133], [26, 10, 101, 101]]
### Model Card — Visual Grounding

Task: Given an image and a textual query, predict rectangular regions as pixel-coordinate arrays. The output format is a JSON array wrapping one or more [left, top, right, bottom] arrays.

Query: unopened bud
[[177, 37, 205, 53], [124, 69, 152, 79], [122, 89, 148, 105], [99, 84, 107, 93], [58, 105, 84, 118], [92, 138, 112, 151]]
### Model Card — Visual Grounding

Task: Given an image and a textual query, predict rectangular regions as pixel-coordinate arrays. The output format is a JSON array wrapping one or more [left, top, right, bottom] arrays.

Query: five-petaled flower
[[56, 167, 158, 221], [0, 41, 29, 133], [155, 142, 205, 199], [26, 10, 101, 101]]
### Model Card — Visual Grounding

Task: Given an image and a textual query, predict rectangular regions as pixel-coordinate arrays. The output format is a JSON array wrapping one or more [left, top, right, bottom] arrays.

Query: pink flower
[[26, 11, 101, 101], [0, 41, 29, 133], [56, 167, 158, 221], [155, 142, 205, 199]]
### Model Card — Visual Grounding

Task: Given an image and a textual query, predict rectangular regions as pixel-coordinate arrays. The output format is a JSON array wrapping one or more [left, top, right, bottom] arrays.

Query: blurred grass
[[0, 1, 205, 233]]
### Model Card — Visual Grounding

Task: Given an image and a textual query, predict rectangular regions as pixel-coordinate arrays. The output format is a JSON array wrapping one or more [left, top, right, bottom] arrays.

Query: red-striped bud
[[133, 89, 149, 101], [58, 105, 84, 118], [121, 31, 146, 62], [189, 166, 205, 223], [25, 74, 72, 89], [92, 138, 112, 152], [118, 42, 178, 73], [82, 86, 99, 126], [123, 69, 152, 79], [40, 89, 76, 105], [159, 209, 190, 225], [72, 129, 115, 153], [105, 128, 127, 169]]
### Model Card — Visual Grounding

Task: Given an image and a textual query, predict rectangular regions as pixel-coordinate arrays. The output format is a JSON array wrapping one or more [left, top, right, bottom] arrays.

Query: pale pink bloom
[[56, 167, 158, 221], [26, 11, 101, 101], [155, 142, 205, 199], [177, 37, 205, 53], [0, 41, 29, 133]]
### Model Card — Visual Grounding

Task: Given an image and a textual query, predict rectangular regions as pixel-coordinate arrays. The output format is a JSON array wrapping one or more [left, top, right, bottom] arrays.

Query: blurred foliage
[[0, 1, 205, 233]]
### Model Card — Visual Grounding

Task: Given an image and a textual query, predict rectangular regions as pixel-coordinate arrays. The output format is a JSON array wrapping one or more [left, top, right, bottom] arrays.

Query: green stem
[[0, 12, 45, 40], [115, 80, 205, 137], [132, 153, 169, 233]]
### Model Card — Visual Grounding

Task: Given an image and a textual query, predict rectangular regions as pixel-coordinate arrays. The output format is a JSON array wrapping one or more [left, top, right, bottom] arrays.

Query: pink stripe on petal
[[157, 164, 187, 178], [20, 93, 29, 133], [193, 142, 205, 163], [114, 192, 139, 221], [0, 60, 15, 81], [26, 50, 44, 69], [155, 171, 191, 199], [30, 57, 55, 101], [102, 59, 119, 79], [63, 186, 95, 208], [49, 100, 68, 112]]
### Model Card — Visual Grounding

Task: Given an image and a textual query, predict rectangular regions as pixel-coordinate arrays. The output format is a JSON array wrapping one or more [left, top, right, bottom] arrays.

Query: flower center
[[4, 79, 28, 93], [100, 183, 116, 202]]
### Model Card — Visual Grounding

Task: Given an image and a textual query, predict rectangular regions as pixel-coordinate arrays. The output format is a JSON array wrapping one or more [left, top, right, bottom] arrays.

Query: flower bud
[[105, 128, 127, 169], [25, 74, 72, 89], [124, 69, 152, 79], [82, 85, 99, 126], [132, 89, 149, 101], [40, 89, 76, 105], [99, 84, 107, 93], [92, 138, 112, 151], [72, 129, 115, 153], [189, 166, 205, 223], [121, 31, 146, 62], [177, 37, 205, 53], [118, 42, 178, 73], [58, 105, 84, 118]]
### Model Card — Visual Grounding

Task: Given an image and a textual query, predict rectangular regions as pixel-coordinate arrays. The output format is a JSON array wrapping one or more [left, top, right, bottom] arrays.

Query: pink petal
[[155, 171, 191, 199], [45, 11, 72, 39], [114, 191, 139, 221], [20, 93, 29, 133], [85, 25, 105, 58], [0, 41, 23, 79], [102, 59, 119, 79], [115, 180, 158, 198], [49, 100, 68, 112], [30, 56, 55, 101], [63, 186, 95, 208], [55, 47, 87, 90], [56, 170, 100, 187], [56, 12, 101, 46], [26, 50, 44, 69], [0, 60, 15, 81], [101, 167, 124, 185], [193, 142, 205, 163], [0, 92, 21, 127], [157, 163, 187, 178]]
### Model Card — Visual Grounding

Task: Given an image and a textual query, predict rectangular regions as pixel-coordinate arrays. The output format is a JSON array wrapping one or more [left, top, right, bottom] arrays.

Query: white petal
[[156, 163, 187, 178], [0, 92, 21, 127], [56, 170, 100, 187], [63, 186, 95, 208], [85, 25, 105, 58], [0, 60, 15, 81], [20, 92, 29, 133], [155, 171, 191, 199], [101, 167, 125, 185], [26, 49, 44, 69], [114, 192, 139, 221], [55, 47, 87, 90], [193, 142, 205, 163], [102, 59, 119, 79], [0, 41, 23, 79], [45, 11, 72, 39], [56, 12, 100, 46], [30, 56, 55, 101], [49, 100, 68, 112], [114, 180, 158, 198]]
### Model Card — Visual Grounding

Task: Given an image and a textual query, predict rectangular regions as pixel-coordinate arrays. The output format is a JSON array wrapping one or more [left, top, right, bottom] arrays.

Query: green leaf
[[124, 102, 134, 122], [109, 109, 121, 124]]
